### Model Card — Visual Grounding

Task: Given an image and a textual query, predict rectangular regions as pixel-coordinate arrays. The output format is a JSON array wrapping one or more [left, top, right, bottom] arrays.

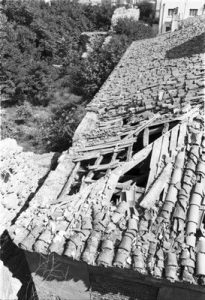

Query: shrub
[[138, 1, 155, 23], [113, 18, 154, 40], [38, 98, 86, 152], [15, 102, 32, 121]]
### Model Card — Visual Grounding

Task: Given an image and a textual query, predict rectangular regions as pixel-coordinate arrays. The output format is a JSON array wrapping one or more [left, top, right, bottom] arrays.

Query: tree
[[38, 100, 86, 152], [138, 1, 155, 23], [113, 18, 154, 40], [82, 4, 115, 31], [69, 34, 130, 99]]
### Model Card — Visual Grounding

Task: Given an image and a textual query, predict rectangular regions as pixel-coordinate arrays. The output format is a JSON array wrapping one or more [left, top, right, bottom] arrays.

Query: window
[[168, 8, 178, 16], [165, 22, 171, 32], [168, 9, 175, 16], [166, 25, 171, 32], [189, 9, 198, 16]]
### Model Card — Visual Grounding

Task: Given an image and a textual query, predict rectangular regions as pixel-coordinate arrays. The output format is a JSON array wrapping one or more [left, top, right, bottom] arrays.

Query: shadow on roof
[[166, 32, 205, 59]]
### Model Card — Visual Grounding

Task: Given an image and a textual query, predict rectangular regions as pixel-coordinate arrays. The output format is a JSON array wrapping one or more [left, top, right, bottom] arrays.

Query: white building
[[77, 0, 138, 6], [77, 0, 102, 5], [157, 0, 205, 34]]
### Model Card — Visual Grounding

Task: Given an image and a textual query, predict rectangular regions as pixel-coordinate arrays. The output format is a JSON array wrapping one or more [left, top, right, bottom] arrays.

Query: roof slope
[[9, 113, 205, 287], [3, 15, 205, 290], [73, 16, 205, 149]]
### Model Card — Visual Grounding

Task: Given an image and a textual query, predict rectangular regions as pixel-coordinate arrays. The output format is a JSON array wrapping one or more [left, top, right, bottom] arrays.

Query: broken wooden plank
[[122, 114, 159, 141], [162, 122, 169, 134], [111, 152, 118, 163], [84, 155, 104, 181], [58, 162, 81, 199], [177, 122, 187, 148], [94, 144, 153, 205], [127, 144, 133, 162], [73, 153, 100, 162], [140, 162, 173, 209], [143, 127, 149, 147], [169, 124, 180, 155], [115, 143, 153, 176], [79, 137, 136, 152], [88, 160, 120, 171], [101, 172, 121, 204], [146, 137, 163, 191], [92, 155, 104, 167], [156, 130, 171, 176]]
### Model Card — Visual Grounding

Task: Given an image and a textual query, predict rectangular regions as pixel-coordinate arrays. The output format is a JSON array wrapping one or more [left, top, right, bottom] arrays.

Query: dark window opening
[[166, 26, 171, 32], [168, 9, 175, 16], [190, 9, 198, 16]]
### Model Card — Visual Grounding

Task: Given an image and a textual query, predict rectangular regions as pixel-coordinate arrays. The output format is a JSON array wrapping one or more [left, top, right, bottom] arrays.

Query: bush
[[69, 34, 130, 99], [138, 1, 155, 23], [113, 18, 154, 40], [39, 102, 86, 152], [16, 102, 32, 121], [2, 0, 156, 153], [2, 0, 95, 106]]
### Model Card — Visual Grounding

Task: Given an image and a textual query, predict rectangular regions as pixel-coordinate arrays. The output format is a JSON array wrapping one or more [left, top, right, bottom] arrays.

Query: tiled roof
[[9, 113, 205, 286], [73, 16, 205, 149], [2, 15, 205, 290]]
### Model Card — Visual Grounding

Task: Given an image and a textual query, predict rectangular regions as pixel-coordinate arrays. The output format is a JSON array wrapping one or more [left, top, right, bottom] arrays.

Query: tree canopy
[[1, 0, 155, 152]]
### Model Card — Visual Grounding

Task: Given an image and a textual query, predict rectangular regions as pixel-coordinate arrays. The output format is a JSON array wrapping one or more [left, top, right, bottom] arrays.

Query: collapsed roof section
[[9, 112, 205, 286]]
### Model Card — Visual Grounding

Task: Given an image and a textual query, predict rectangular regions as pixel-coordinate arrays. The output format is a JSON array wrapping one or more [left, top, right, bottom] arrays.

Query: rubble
[[0, 261, 21, 300], [7, 115, 205, 288], [0, 138, 55, 234]]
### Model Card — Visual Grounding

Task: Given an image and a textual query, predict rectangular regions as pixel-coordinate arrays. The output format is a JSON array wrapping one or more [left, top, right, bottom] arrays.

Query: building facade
[[157, 0, 205, 34], [77, 0, 138, 6]]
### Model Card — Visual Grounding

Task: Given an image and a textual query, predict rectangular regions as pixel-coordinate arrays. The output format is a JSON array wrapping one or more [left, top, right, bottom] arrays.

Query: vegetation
[[1, 0, 155, 153], [138, 0, 155, 23]]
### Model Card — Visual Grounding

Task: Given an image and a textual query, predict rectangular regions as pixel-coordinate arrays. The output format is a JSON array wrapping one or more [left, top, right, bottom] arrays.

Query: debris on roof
[[0, 139, 56, 234], [9, 112, 205, 287], [1, 14, 205, 296]]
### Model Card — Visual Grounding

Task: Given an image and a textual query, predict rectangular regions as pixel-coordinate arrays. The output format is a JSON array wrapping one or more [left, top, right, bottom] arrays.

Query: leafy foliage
[[2, 0, 155, 152], [69, 34, 130, 98], [39, 102, 86, 152], [113, 18, 154, 40], [82, 4, 115, 31], [138, 1, 155, 23], [69, 20, 154, 99]]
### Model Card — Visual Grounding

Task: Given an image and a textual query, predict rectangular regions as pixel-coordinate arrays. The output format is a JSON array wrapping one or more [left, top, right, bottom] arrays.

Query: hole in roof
[[117, 149, 128, 162], [81, 158, 96, 172], [132, 135, 144, 154], [92, 171, 105, 181], [101, 153, 113, 165], [123, 118, 129, 125], [118, 152, 151, 188]]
